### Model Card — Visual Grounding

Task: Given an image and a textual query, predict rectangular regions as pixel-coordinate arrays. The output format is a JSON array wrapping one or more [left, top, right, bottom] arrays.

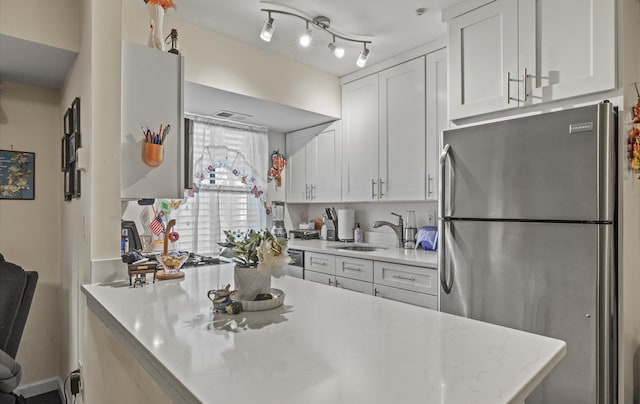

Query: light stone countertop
[[83, 263, 565, 404], [287, 239, 438, 268]]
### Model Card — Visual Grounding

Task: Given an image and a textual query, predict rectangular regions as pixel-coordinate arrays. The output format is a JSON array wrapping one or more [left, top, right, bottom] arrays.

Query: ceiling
[[160, 0, 462, 77], [184, 81, 337, 133]]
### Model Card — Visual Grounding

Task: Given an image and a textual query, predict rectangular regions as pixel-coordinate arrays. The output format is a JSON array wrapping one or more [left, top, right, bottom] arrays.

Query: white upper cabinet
[[285, 122, 341, 203], [425, 48, 448, 201], [121, 40, 185, 199], [341, 75, 380, 202], [447, 0, 615, 119], [449, 0, 519, 119], [518, 0, 615, 106], [342, 57, 428, 202], [378, 57, 426, 201]]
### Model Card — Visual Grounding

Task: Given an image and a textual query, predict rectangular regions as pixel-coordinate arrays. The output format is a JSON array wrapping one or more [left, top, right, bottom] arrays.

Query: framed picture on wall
[[74, 165, 81, 198], [64, 169, 72, 201], [64, 108, 73, 135], [61, 136, 68, 172], [0, 150, 35, 200], [68, 133, 77, 164], [71, 97, 81, 134]]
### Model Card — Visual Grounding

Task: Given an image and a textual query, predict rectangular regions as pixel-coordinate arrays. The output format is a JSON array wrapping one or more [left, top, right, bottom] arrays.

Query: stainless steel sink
[[333, 246, 387, 252]]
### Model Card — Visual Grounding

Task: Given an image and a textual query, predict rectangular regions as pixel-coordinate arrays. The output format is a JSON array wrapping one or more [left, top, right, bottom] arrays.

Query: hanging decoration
[[627, 82, 640, 179], [183, 160, 267, 204], [267, 149, 287, 188]]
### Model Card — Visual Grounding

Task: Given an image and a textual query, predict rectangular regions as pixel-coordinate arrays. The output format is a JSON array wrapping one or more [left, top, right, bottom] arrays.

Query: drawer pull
[[392, 275, 416, 282], [313, 261, 327, 266], [344, 266, 362, 272]]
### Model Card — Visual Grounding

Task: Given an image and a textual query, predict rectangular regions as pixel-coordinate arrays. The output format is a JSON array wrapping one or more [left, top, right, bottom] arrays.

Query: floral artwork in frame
[[0, 150, 35, 200]]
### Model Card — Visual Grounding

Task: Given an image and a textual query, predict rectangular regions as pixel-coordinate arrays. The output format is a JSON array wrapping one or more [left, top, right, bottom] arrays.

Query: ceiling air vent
[[213, 110, 253, 120]]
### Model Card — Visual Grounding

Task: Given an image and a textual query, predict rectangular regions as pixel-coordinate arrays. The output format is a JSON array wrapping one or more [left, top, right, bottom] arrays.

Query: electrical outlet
[[426, 210, 436, 226]]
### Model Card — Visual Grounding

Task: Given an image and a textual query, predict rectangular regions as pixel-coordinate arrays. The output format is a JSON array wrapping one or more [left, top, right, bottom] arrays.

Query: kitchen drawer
[[374, 262, 438, 295], [374, 284, 437, 310], [305, 253, 335, 275], [335, 256, 373, 282], [305, 270, 334, 286], [336, 276, 374, 295]]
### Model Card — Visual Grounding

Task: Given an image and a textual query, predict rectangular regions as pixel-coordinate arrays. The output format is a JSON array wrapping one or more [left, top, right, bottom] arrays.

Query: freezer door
[[441, 103, 615, 221], [440, 220, 613, 403]]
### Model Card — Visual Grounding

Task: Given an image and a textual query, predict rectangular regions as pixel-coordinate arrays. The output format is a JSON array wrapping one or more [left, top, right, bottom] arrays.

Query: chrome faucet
[[372, 213, 404, 248]]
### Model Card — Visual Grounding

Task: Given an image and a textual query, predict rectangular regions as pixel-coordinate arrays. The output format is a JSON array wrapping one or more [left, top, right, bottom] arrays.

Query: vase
[[234, 266, 271, 301], [147, 3, 166, 51]]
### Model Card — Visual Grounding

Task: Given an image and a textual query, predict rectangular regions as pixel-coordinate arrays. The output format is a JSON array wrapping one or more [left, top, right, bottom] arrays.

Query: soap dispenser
[[354, 223, 364, 243]]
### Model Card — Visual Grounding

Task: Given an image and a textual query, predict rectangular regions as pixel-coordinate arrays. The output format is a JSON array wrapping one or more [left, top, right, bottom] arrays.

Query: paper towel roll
[[337, 209, 355, 241]]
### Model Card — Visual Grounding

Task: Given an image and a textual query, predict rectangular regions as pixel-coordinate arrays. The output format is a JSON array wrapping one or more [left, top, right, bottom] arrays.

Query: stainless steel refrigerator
[[438, 102, 617, 403]]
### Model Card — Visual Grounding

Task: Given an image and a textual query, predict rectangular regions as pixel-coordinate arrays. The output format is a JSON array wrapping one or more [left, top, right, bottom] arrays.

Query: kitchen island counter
[[287, 239, 437, 267], [82, 263, 565, 404]]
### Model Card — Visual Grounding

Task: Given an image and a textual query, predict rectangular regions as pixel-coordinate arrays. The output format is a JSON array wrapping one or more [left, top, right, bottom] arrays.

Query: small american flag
[[149, 215, 165, 235]]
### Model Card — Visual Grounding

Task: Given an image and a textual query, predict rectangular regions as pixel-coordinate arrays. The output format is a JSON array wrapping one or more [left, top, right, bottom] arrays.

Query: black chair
[[0, 254, 38, 404]]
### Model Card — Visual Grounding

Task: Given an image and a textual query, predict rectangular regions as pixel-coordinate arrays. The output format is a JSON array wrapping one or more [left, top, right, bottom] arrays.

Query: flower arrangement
[[218, 229, 291, 278]]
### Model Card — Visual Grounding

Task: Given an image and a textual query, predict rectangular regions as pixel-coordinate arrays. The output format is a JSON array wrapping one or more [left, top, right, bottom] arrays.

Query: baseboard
[[15, 376, 65, 401]]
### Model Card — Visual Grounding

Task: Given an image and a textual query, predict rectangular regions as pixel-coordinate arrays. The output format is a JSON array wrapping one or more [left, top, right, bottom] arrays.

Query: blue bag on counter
[[415, 226, 438, 251]]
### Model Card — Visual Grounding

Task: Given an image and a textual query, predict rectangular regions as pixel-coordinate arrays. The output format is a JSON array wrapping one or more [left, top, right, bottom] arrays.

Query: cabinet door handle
[[371, 179, 377, 199], [374, 288, 382, 297], [335, 279, 340, 287], [507, 72, 524, 103], [328, 278, 333, 285], [392, 274, 416, 282], [311, 184, 316, 200], [305, 184, 310, 200], [427, 174, 433, 197], [379, 178, 384, 197], [344, 266, 362, 272]]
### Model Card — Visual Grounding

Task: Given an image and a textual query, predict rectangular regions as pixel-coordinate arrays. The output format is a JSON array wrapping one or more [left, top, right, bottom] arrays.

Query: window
[[169, 116, 268, 255]]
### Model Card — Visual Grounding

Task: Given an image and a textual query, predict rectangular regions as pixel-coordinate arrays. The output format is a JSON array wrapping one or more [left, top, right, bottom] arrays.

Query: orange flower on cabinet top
[[144, 0, 176, 10]]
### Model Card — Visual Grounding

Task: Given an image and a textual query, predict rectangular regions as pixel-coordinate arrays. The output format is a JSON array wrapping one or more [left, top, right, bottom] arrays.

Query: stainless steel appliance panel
[[286, 249, 304, 279], [440, 220, 610, 403], [441, 103, 615, 221]]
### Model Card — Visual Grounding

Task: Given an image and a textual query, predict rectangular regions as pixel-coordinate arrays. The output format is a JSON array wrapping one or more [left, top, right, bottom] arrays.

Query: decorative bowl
[[156, 252, 188, 273]]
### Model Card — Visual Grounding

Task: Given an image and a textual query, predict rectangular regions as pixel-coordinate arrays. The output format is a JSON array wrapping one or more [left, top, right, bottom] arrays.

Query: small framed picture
[[64, 108, 73, 135], [61, 136, 68, 172], [68, 133, 77, 164], [64, 170, 72, 201], [74, 166, 81, 198], [0, 150, 35, 200], [71, 97, 81, 134]]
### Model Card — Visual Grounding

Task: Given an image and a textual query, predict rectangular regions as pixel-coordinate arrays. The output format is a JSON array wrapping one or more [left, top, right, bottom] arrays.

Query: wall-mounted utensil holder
[[142, 142, 164, 167]]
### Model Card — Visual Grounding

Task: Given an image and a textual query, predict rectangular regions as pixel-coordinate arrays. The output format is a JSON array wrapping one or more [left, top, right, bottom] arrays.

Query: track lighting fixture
[[259, 8, 372, 68], [260, 12, 275, 42], [356, 45, 370, 68], [328, 36, 345, 59], [299, 22, 312, 47]]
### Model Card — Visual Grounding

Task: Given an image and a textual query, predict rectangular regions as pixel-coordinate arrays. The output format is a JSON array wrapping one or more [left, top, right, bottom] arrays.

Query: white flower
[[256, 239, 291, 278]]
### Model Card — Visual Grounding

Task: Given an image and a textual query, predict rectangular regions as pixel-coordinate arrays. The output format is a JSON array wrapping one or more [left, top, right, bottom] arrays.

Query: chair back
[[0, 255, 38, 359]]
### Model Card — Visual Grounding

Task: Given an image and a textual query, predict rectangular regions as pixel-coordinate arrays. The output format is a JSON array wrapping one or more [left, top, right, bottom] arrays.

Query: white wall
[[618, 0, 640, 402], [121, 1, 340, 119], [0, 0, 80, 52], [0, 82, 62, 383]]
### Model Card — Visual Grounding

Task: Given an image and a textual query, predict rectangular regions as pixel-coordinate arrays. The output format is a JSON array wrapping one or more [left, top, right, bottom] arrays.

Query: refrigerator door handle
[[439, 144, 453, 294]]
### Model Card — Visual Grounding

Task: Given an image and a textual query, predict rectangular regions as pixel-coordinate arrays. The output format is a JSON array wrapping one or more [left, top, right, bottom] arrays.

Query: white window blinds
[[169, 116, 268, 255]]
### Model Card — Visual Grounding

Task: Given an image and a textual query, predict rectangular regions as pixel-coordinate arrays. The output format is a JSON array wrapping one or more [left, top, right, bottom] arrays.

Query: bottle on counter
[[354, 223, 364, 243], [121, 229, 130, 255], [320, 220, 328, 240]]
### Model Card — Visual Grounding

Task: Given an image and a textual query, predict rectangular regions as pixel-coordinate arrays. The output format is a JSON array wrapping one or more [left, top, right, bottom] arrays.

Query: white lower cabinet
[[374, 284, 437, 310], [303, 252, 437, 307], [304, 253, 374, 295]]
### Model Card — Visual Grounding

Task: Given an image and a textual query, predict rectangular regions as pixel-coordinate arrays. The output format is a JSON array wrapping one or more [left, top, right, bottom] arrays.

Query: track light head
[[260, 14, 275, 42], [356, 47, 370, 68], [328, 38, 345, 59], [299, 22, 312, 47]]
